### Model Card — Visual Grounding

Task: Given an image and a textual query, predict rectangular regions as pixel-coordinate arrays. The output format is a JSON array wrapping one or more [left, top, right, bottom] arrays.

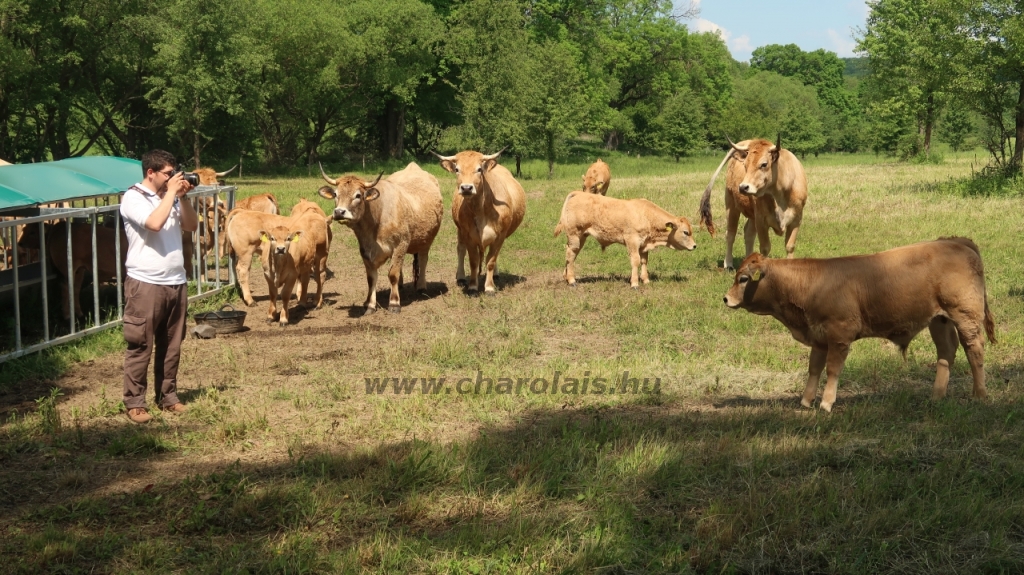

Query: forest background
[[1, 0, 1022, 178]]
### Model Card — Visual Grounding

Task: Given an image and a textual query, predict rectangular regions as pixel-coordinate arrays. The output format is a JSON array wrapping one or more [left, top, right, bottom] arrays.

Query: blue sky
[[679, 1, 870, 62]]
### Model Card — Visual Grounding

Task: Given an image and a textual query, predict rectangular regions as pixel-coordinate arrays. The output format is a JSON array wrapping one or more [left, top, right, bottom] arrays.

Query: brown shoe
[[160, 402, 187, 414], [127, 407, 152, 424]]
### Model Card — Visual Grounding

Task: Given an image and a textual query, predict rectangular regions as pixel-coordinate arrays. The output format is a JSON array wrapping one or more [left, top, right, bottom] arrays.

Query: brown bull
[[433, 149, 526, 294], [699, 136, 808, 269], [724, 238, 996, 412]]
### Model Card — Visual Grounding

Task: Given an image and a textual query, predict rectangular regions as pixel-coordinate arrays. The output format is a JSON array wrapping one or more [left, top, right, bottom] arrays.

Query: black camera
[[172, 169, 201, 187]]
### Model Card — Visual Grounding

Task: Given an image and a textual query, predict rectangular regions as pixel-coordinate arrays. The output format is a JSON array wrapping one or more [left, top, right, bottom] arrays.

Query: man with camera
[[120, 149, 199, 423]]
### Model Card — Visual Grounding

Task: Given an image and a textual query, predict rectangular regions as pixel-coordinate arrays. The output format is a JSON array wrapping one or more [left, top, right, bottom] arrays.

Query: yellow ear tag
[[752, 269, 763, 281], [260, 233, 268, 242], [665, 225, 672, 232]]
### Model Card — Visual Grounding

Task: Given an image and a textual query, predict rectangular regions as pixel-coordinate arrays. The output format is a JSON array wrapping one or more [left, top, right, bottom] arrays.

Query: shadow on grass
[[4, 381, 1024, 573], [342, 281, 451, 318]]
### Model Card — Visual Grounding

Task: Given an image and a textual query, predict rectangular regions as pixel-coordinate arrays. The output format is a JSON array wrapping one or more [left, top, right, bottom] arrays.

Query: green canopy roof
[[0, 157, 142, 211]]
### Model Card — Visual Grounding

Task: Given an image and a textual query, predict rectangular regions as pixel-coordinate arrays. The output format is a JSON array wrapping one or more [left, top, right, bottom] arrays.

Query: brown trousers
[[122, 277, 188, 409]]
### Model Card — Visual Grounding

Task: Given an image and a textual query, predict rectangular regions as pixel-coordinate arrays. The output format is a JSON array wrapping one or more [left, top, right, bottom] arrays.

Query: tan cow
[[235, 193, 278, 214], [432, 149, 526, 294], [194, 165, 237, 186], [19, 221, 128, 320], [318, 162, 442, 314], [723, 238, 996, 412], [582, 159, 610, 195], [259, 210, 330, 325], [554, 192, 696, 288], [699, 136, 808, 269]]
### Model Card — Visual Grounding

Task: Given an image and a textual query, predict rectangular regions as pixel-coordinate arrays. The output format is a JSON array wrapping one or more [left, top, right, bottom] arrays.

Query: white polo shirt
[[120, 183, 187, 285]]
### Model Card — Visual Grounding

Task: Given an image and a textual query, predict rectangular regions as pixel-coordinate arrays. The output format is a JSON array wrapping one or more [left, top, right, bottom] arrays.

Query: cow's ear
[[482, 158, 499, 172], [364, 187, 381, 202], [290, 230, 303, 242], [664, 221, 676, 232], [439, 160, 457, 174], [259, 230, 269, 243], [751, 268, 764, 281], [317, 186, 336, 200]]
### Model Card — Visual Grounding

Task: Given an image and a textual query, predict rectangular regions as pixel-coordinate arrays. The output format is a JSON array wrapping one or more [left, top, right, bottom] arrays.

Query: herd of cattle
[[0, 139, 998, 410]]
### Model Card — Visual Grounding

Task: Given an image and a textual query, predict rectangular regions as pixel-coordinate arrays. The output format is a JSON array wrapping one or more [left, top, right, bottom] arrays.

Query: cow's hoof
[[456, 278, 468, 287], [389, 305, 401, 314], [630, 285, 639, 290], [819, 401, 833, 413], [362, 307, 377, 316], [484, 290, 496, 297], [800, 398, 813, 409], [568, 282, 577, 288], [278, 322, 289, 328]]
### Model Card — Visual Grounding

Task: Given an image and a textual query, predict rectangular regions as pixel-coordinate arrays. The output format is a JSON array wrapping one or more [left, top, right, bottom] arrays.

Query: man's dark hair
[[141, 149, 176, 176]]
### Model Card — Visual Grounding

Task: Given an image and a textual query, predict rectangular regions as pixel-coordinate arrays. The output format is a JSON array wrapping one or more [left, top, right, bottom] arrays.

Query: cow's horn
[[318, 162, 338, 186], [481, 147, 507, 161], [770, 133, 781, 153], [215, 165, 237, 177], [726, 135, 747, 152], [365, 171, 384, 188], [430, 150, 456, 162]]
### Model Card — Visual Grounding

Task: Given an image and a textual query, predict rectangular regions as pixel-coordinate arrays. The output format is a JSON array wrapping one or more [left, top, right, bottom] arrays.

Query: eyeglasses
[[156, 169, 175, 178]]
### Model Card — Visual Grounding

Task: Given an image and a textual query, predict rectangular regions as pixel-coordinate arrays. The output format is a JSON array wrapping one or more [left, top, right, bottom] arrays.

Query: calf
[[223, 198, 327, 307], [554, 192, 696, 288], [19, 221, 128, 320], [260, 210, 330, 325], [582, 159, 610, 195], [318, 162, 442, 314], [723, 238, 996, 412], [433, 149, 526, 294]]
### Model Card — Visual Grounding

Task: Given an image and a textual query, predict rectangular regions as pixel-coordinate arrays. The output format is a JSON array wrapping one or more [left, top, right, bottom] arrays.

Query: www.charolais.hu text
[[364, 371, 661, 395]]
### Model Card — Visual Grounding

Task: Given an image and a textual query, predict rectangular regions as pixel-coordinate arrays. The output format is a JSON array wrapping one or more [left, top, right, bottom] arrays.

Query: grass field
[[2, 149, 1024, 574]]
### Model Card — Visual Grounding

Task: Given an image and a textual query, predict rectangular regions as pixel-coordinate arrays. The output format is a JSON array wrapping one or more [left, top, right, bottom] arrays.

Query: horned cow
[[723, 238, 996, 412], [318, 162, 442, 314], [433, 149, 526, 294], [554, 192, 696, 288], [699, 136, 808, 269]]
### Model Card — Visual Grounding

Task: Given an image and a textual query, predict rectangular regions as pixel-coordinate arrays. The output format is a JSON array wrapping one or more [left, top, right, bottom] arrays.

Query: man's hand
[[168, 172, 194, 198]]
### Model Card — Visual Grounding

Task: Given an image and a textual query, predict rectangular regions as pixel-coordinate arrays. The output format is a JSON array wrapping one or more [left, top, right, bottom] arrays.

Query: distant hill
[[843, 57, 869, 79]]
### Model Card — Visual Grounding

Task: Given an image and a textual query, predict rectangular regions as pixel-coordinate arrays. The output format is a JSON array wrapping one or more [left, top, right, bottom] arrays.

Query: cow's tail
[[985, 299, 997, 344], [268, 194, 279, 215], [221, 210, 238, 258], [698, 149, 733, 238], [554, 192, 577, 238]]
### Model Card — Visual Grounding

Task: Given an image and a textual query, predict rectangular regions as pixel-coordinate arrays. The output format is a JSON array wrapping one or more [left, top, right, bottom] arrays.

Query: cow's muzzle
[[333, 209, 353, 222], [459, 184, 476, 196]]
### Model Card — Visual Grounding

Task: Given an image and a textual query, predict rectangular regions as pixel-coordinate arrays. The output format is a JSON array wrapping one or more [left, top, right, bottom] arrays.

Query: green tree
[[939, 105, 975, 153], [720, 71, 826, 156], [145, 0, 273, 167], [955, 0, 1024, 169], [857, 0, 961, 156], [751, 43, 861, 152]]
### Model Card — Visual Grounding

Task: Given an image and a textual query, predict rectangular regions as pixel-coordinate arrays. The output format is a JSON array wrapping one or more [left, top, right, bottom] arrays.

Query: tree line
[[1, 0, 1018, 173]]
